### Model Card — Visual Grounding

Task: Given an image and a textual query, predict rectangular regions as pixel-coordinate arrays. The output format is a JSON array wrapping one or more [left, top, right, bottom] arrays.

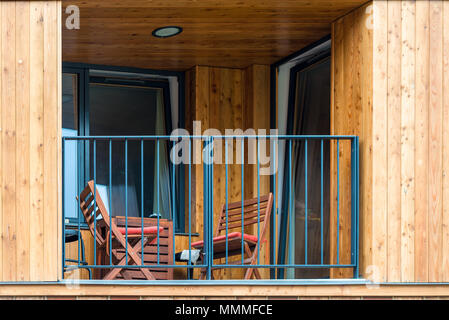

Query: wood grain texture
[[0, 0, 2, 282], [61, 0, 366, 70], [56, 0, 63, 281], [387, 0, 402, 283], [1, 1, 17, 282], [443, 0, 449, 283], [372, 0, 388, 283], [399, 0, 416, 282], [15, 1, 31, 282], [5, 283, 449, 298], [428, 0, 443, 283], [43, 0, 59, 281], [330, 16, 344, 277], [332, 0, 449, 282], [330, 3, 372, 279], [0, 1, 61, 281], [414, 0, 429, 283], [29, 1, 46, 281], [3, 0, 449, 285]]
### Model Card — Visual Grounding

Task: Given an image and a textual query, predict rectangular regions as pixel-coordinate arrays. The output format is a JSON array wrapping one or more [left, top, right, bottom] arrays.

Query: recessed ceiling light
[[152, 26, 183, 38]]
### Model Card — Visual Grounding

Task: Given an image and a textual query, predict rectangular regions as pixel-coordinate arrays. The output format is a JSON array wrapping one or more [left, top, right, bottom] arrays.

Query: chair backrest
[[215, 193, 274, 243], [79, 180, 112, 246]]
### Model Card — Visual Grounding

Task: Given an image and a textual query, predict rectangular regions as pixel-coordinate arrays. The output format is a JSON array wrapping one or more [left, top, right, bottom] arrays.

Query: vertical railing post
[[93, 139, 97, 268], [203, 137, 213, 280], [62, 137, 66, 275], [157, 139, 160, 264], [257, 137, 261, 265], [188, 137, 192, 279], [357, 136, 360, 278], [125, 138, 128, 265], [351, 136, 360, 278], [241, 137, 245, 265], [271, 137, 276, 278], [77, 139, 81, 268], [320, 139, 324, 265], [287, 139, 294, 277], [351, 137, 359, 278], [225, 138, 229, 265], [141, 139, 144, 266], [172, 139, 176, 267], [209, 136, 214, 278], [109, 139, 112, 265], [304, 139, 308, 265], [336, 139, 340, 265]]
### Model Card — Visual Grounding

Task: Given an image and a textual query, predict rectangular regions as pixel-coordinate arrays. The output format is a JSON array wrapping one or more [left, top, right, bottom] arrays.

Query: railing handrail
[[63, 135, 358, 140]]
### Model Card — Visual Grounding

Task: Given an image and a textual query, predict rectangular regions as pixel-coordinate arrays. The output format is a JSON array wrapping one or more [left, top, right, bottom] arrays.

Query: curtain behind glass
[[285, 58, 331, 279], [152, 91, 172, 219], [89, 82, 172, 220]]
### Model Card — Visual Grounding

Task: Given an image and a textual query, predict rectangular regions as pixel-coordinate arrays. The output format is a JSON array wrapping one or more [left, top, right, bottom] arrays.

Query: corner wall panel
[[442, 0, 449, 283], [43, 0, 59, 282], [29, 1, 45, 282], [372, 0, 388, 282], [399, 0, 416, 283], [0, 1, 61, 282], [387, 0, 403, 283], [15, 1, 31, 282], [428, 0, 444, 283], [332, 0, 449, 282], [414, 0, 429, 283], [331, 2, 373, 279], [1, 1, 17, 282]]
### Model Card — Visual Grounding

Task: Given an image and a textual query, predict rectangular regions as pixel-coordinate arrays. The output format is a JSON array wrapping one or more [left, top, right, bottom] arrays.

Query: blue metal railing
[[62, 135, 359, 280]]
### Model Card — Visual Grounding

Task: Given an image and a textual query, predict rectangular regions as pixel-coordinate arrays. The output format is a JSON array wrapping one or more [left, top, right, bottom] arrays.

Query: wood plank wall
[[331, 1, 373, 279], [184, 65, 271, 279], [332, 0, 449, 282], [0, 1, 62, 282]]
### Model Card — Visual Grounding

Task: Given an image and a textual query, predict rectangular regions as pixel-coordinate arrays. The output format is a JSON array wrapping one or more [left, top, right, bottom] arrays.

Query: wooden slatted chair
[[78, 180, 163, 280], [112, 217, 174, 280], [191, 193, 273, 280]]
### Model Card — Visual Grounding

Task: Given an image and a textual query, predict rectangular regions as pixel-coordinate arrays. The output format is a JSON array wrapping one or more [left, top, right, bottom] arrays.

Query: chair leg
[[198, 254, 207, 280], [243, 242, 261, 280], [103, 237, 154, 280], [198, 253, 216, 280]]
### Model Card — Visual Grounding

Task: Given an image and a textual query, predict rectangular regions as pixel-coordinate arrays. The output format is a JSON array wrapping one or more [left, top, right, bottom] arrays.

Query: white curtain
[[153, 89, 173, 219]]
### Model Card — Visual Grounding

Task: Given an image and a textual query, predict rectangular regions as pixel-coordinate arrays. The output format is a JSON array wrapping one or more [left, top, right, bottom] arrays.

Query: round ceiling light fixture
[[152, 26, 183, 38]]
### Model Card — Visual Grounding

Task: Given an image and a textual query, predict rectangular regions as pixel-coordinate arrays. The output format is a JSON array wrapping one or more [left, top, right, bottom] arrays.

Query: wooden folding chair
[[192, 193, 273, 280], [78, 180, 163, 280], [112, 216, 174, 280]]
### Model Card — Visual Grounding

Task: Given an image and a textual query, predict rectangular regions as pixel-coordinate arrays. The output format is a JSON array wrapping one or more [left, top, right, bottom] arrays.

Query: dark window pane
[[62, 73, 78, 131], [88, 81, 172, 220], [62, 73, 79, 220]]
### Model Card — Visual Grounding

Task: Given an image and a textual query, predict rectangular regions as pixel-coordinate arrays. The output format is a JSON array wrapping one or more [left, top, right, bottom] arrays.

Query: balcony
[[62, 134, 359, 281]]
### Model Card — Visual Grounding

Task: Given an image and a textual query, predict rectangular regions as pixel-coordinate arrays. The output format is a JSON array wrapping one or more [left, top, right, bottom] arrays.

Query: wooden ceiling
[[62, 0, 368, 71]]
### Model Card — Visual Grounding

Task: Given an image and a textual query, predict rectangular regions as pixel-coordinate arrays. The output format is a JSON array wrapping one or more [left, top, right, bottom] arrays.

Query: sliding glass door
[[62, 66, 179, 228], [279, 56, 331, 279], [88, 77, 173, 220]]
